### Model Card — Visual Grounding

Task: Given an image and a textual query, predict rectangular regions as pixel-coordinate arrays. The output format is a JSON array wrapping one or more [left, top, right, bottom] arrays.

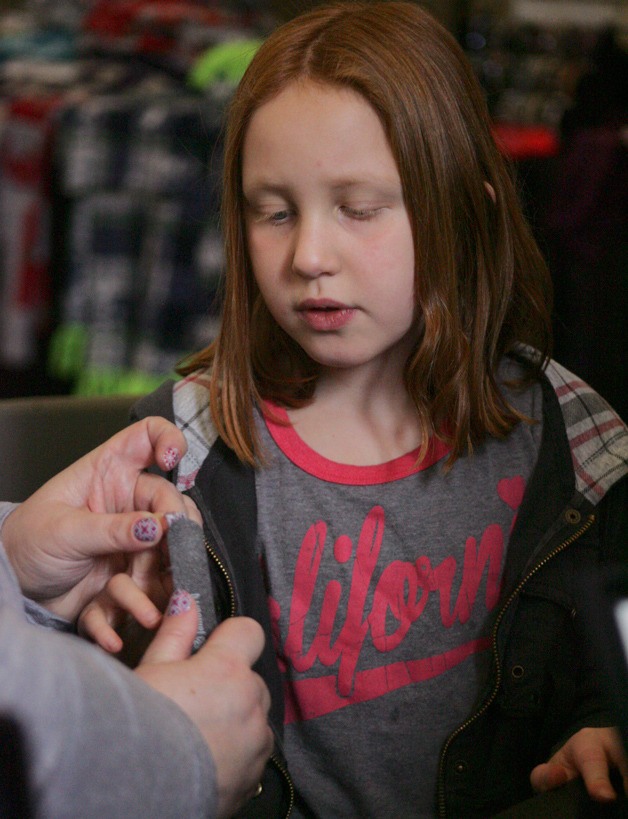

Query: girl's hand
[[530, 726, 628, 802]]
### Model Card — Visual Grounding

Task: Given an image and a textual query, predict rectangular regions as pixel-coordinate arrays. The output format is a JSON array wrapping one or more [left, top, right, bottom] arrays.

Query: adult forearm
[[0, 608, 216, 818]]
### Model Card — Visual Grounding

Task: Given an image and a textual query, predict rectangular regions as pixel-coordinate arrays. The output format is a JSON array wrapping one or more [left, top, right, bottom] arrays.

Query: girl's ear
[[484, 181, 496, 203]]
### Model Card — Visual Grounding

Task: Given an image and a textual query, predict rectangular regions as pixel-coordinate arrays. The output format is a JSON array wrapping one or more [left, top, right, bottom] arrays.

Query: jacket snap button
[[511, 664, 525, 679], [454, 761, 467, 774], [564, 509, 581, 525]]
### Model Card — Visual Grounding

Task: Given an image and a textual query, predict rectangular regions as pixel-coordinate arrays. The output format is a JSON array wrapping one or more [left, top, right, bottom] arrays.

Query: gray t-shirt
[[254, 360, 542, 817]]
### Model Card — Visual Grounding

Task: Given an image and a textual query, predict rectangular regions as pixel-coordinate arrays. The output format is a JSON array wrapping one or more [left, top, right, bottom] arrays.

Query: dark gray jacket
[[134, 356, 628, 818]]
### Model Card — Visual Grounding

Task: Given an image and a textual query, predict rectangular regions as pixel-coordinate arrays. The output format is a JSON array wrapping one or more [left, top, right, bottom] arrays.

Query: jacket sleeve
[[597, 473, 628, 565], [554, 474, 628, 749], [0, 537, 217, 819]]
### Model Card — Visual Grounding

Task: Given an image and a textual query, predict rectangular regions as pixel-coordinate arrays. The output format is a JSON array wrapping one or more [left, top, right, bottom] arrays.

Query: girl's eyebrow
[[244, 177, 402, 199], [330, 178, 402, 196], [243, 182, 290, 200]]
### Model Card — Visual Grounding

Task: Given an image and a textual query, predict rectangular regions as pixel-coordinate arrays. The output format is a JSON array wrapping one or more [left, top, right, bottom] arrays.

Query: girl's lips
[[297, 299, 356, 331]]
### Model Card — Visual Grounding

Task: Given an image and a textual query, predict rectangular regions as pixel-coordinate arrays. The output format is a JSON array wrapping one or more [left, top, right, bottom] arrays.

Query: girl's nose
[[291, 217, 340, 279]]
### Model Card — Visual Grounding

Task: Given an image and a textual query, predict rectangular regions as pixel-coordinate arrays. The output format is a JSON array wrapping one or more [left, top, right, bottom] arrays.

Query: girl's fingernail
[[133, 517, 159, 542], [168, 589, 192, 616], [165, 512, 186, 527], [162, 447, 180, 471]]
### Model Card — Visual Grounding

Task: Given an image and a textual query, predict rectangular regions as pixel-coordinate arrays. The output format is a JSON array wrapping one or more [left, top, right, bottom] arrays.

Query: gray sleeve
[[0, 511, 24, 614], [0, 502, 18, 530], [0, 537, 217, 818]]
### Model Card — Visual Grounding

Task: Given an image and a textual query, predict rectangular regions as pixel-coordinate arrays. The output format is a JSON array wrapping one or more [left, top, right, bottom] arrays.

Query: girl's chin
[[303, 350, 392, 375]]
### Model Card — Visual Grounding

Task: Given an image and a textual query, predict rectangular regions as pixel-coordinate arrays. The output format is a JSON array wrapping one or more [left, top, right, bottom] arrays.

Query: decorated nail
[[168, 589, 192, 616], [133, 517, 159, 542], [162, 447, 180, 471]]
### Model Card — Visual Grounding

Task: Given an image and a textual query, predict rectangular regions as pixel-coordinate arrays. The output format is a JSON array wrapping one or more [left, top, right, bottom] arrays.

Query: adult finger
[[139, 590, 199, 665], [79, 598, 124, 654], [55, 418, 186, 502], [182, 494, 203, 526], [201, 617, 266, 668], [52, 507, 166, 560], [134, 470, 203, 527], [106, 569, 163, 628], [140, 416, 188, 472], [134, 472, 191, 519], [103, 417, 188, 474]]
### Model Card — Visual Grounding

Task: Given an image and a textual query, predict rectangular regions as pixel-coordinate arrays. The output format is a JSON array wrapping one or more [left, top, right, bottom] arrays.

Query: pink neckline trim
[[262, 403, 450, 485]]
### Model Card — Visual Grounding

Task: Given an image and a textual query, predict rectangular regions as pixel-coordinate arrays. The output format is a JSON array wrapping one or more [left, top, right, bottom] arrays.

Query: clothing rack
[[0, 0, 263, 397]]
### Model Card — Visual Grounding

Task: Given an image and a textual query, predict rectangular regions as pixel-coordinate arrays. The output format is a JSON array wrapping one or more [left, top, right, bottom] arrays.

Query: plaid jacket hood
[[170, 357, 628, 506], [543, 358, 628, 506]]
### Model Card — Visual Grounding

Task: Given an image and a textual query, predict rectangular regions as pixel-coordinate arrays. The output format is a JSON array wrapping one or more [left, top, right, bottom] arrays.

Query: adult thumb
[[199, 616, 266, 667], [139, 590, 199, 665]]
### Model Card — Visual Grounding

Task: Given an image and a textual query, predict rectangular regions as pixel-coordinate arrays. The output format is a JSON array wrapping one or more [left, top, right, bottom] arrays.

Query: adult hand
[[530, 726, 628, 802], [136, 591, 274, 818], [78, 545, 175, 655], [1, 417, 197, 622]]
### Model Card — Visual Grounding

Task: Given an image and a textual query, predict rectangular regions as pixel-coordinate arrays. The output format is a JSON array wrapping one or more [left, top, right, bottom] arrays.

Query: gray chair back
[[0, 394, 136, 502]]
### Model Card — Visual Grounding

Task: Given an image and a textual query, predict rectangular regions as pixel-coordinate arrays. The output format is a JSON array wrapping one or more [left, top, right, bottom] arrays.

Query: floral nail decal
[[162, 447, 180, 471], [133, 517, 159, 542], [168, 589, 192, 616]]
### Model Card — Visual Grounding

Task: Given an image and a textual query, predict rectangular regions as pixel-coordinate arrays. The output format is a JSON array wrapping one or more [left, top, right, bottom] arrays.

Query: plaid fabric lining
[[544, 359, 628, 504], [172, 371, 215, 490], [172, 360, 628, 503]]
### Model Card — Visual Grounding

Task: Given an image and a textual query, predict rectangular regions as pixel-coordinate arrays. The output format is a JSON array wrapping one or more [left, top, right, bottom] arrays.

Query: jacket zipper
[[204, 536, 237, 617], [269, 752, 295, 817], [436, 513, 595, 819], [204, 538, 295, 817]]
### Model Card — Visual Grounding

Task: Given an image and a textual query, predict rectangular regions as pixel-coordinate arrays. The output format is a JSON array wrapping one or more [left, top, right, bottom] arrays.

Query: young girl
[[89, 3, 628, 816]]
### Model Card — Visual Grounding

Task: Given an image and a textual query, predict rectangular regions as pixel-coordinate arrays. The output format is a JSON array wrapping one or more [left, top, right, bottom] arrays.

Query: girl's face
[[242, 80, 417, 380]]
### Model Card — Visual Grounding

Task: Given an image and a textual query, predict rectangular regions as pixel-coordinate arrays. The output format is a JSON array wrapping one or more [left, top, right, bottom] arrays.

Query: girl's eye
[[342, 206, 381, 220], [247, 204, 293, 225], [269, 210, 292, 224]]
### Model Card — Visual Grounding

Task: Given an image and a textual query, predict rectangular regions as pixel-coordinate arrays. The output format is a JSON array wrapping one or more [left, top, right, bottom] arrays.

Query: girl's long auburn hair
[[179, 1, 552, 466]]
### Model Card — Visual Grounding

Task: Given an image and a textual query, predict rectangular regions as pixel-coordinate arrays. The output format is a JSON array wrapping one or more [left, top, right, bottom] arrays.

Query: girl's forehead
[[243, 81, 382, 150], [248, 79, 372, 128], [241, 82, 400, 189]]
